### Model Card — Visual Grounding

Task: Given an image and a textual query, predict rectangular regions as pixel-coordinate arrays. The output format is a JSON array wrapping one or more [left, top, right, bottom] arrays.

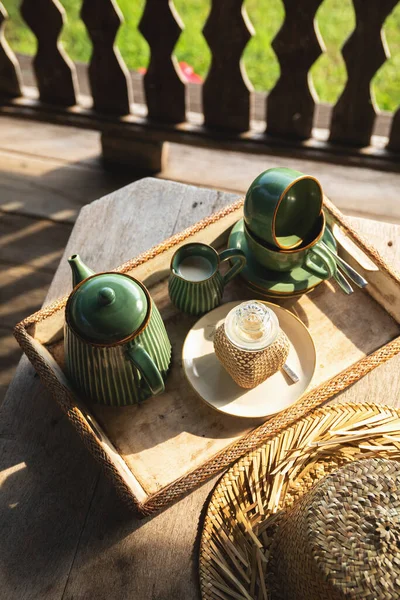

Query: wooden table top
[[1, 178, 400, 600]]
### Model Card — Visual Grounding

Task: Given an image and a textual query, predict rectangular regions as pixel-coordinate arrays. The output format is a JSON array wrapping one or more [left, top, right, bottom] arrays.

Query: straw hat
[[199, 403, 400, 600]]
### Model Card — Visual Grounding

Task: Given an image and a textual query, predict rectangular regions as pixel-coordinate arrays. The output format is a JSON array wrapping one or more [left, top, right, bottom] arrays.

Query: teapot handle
[[126, 343, 165, 397]]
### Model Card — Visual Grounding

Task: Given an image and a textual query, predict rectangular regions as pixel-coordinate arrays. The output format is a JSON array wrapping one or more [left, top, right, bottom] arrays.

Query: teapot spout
[[68, 254, 95, 288]]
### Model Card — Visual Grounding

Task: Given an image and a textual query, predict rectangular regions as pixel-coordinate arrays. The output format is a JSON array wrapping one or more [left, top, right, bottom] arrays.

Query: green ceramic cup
[[244, 167, 323, 250], [243, 213, 335, 279], [169, 242, 246, 315]]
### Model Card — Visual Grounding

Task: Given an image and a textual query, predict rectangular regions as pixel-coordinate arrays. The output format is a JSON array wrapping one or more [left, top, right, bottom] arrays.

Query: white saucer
[[182, 301, 316, 419]]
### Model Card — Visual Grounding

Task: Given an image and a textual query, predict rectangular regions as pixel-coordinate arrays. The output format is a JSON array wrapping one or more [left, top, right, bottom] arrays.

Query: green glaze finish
[[228, 218, 337, 297], [68, 254, 95, 287], [65, 301, 171, 405], [168, 242, 246, 316], [126, 343, 164, 396], [244, 167, 323, 250], [65, 256, 172, 405], [67, 272, 148, 345], [243, 214, 335, 279]]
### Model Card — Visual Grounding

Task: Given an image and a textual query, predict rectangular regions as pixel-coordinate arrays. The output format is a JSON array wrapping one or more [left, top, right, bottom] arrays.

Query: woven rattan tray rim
[[14, 198, 400, 516]]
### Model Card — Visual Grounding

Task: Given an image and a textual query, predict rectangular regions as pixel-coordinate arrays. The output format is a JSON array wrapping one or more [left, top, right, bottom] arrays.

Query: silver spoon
[[321, 241, 368, 288], [282, 363, 300, 384]]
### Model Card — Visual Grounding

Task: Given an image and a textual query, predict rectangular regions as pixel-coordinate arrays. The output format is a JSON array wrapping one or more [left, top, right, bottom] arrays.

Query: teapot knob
[[97, 287, 116, 307]]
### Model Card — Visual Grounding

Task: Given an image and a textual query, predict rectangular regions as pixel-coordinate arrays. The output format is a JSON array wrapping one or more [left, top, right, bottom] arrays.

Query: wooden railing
[[0, 0, 400, 172]]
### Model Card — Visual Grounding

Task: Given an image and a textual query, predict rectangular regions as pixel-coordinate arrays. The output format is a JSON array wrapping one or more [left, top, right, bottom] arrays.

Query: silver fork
[[321, 240, 368, 289], [333, 267, 354, 295]]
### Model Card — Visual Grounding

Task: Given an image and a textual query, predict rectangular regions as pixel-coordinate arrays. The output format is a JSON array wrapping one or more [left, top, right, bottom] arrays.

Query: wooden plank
[[0, 212, 72, 269], [80, 0, 132, 115], [0, 261, 53, 328], [2, 178, 400, 600], [60, 473, 215, 600], [0, 260, 53, 406], [3, 117, 400, 224], [266, 0, 324, 139], [347, 216, 400, 266], [334, 215, 400, 412], [0, 326, 21, 405], [3, 98, 400, 173], [139, 0, 186, 123], [0, 3, 22, 99], [0, 148, 136, 222], [0, 356, 100, 600], [329, 0, 398, 147], [334, 352, 400, 410], [45, 178, 238, 300], [163, 145, 400, 224], [101, 132, 166, 173], [20, 0, 78, 106], [0, 116, 102, 162], [0, 210, 101, 595], [202, 0, 253, 132]]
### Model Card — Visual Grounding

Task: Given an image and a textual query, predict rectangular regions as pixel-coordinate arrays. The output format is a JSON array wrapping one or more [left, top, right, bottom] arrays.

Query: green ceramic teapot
[[64, 254, 172, 406]]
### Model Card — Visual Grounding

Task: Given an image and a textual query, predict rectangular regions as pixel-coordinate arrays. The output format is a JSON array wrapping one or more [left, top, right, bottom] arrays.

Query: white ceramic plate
[[182, 301, 316, 419]]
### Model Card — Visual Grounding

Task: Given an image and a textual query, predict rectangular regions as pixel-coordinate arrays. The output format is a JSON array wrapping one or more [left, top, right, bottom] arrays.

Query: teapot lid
[[66, 273, 150, 345]]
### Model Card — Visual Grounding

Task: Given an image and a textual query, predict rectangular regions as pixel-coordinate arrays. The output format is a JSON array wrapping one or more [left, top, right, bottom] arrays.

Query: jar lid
[[224, 301, 280, 351], [66, 273, 149, 345]]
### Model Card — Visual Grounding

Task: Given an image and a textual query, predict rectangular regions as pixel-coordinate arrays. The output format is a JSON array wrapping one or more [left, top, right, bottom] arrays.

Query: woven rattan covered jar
[[270, 457, 400, 600], [213, 301, 289, 388]]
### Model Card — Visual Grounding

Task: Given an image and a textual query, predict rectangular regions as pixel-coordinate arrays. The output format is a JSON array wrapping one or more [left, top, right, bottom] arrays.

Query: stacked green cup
[[243, 168, 334, 280]]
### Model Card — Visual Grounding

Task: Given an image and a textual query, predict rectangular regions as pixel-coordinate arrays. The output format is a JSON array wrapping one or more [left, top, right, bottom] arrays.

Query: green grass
[[3, 0, 400, 111]]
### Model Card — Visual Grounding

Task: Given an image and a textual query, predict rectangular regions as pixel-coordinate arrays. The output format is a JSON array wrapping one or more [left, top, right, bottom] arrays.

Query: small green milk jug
[[64, 254, 172, 406]]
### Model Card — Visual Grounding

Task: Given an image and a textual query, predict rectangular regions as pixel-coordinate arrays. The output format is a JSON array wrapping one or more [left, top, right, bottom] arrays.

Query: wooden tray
[[14, 197, 400, 516]]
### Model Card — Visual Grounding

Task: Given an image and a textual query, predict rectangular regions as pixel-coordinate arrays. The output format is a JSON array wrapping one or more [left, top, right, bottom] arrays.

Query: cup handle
[[126, 343, 165, 397], [305, 244, 336, 280], [219, 248, 246, 285]]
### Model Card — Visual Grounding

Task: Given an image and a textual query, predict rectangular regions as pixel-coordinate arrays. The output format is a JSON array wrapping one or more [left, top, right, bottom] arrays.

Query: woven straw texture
[[13, 196, 400, 516], [214, 326, 289, 388], [200, 403, 400, 600], [270, 457, 400, 600]]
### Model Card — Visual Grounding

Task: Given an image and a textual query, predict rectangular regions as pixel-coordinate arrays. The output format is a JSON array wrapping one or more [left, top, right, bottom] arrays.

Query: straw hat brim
[[199, 402, 400, 600]]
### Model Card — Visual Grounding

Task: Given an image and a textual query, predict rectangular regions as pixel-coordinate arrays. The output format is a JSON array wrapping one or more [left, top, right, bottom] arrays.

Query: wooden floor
[[2, 114, 400, 404]]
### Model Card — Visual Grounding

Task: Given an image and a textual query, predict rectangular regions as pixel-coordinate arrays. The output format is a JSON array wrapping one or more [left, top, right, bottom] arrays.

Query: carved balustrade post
[[266, 0, 324, 140], [21, 0, 78, 106], [329, 0, 398, 147], [202, 0, 254, 132], [139, 0, 186, 123], [0, 2, 22, 99], [81, 0, 132, 115]]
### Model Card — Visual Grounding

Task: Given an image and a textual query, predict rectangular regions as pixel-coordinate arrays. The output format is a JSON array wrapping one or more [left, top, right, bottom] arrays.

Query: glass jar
[[214, 301, 290, 389]]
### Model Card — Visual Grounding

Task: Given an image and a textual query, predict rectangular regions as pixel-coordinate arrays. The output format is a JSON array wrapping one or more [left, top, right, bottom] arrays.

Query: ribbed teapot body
[[65, 302, 171, 406]]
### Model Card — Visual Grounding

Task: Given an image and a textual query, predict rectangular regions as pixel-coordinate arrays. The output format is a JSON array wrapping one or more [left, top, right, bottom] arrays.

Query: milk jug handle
[[219, 249, 246, 285]]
